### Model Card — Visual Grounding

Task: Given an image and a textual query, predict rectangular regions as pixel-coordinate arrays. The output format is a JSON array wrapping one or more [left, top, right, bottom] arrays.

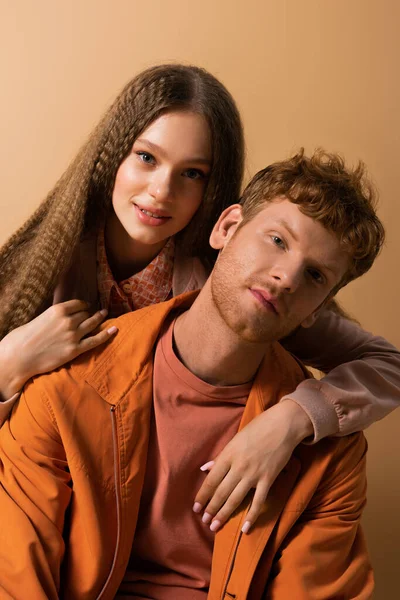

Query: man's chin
[[233, 324, 277, 345], [278, 323, 302, 343]]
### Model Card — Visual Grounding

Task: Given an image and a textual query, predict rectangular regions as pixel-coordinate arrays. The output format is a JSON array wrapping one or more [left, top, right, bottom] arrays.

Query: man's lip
[[250, 288, 280, 314], [134, 202, 171, 218]]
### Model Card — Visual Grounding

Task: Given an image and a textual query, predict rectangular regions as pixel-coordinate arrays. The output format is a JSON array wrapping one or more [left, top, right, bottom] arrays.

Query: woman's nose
[[148, 169, 174, 202]]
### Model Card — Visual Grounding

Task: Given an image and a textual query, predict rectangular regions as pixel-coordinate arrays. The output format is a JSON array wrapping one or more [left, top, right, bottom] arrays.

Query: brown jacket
[[0, 293, 372, 599]]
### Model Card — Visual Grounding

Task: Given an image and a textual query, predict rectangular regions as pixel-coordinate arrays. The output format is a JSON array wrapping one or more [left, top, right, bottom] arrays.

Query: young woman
[[0, 63, 399, 532]]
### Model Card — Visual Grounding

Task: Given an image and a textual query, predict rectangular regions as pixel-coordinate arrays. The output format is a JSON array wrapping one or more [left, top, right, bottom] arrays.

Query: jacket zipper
[[96, 405, 122, 600], [220, 529, 243, 599]]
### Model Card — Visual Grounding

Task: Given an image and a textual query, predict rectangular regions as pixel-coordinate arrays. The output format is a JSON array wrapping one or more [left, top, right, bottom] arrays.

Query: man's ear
[[210, 204, 243, 250]]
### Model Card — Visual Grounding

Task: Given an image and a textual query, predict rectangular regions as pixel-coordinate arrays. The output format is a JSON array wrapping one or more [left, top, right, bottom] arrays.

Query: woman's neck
[[104, 213, 167, 280]]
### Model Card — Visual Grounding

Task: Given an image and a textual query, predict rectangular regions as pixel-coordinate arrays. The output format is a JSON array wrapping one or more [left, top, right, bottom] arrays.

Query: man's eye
[[272, 236, 285, 248], [184, 168, 206, 180], [308, 269, 324, 284], [137, 151, 155, 164]]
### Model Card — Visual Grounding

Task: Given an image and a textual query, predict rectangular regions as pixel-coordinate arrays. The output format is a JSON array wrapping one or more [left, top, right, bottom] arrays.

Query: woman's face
[[110, 110, 212, 254]]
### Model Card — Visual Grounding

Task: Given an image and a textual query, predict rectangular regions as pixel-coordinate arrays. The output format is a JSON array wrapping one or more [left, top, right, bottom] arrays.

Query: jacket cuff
[[281, 379, 340, 443], [0, 392, 20, 426]]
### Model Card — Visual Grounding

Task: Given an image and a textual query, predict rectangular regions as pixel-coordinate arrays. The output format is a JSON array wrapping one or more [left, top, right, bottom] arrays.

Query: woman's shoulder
[[172, 242, 210, 296]]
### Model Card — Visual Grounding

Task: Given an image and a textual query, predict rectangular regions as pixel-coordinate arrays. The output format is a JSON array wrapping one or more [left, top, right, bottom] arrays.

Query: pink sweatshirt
[[1, 237, 399, 442]]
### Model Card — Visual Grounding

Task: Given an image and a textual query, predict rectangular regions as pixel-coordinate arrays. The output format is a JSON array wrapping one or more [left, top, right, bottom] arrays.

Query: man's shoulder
[[296, 430, 367, 464], [255, 343, 313, 409], [293, 431, 367, 508], [31, 292, 198, 395]]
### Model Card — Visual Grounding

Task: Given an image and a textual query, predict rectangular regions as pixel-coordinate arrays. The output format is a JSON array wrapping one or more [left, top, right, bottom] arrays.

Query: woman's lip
[[133, 203, 171, 227], [134, 202, 171, 218], [249, 289, 279, 314]]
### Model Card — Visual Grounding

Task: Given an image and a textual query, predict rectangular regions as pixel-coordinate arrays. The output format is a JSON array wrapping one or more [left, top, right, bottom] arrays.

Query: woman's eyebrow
[[135, 138, 212, 165]]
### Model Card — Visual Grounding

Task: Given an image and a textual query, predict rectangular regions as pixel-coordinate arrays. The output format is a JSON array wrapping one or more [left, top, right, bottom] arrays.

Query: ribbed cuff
[[280, 379, 340, 443]]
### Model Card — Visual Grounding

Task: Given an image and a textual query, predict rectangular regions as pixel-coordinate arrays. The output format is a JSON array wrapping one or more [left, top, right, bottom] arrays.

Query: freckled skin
[[210, 200, 349, 343]]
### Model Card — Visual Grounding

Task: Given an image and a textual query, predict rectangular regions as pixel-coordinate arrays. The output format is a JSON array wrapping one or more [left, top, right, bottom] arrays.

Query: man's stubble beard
[[210, 247, 306, 344], [211, 250, 280, 344]]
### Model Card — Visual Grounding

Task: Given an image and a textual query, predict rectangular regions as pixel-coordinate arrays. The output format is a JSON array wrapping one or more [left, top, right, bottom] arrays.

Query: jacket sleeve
[[0, 381, 71, 599], [0, 392, 19, 426], [266, 434, 373, 599], [281, 308, 400, 441]]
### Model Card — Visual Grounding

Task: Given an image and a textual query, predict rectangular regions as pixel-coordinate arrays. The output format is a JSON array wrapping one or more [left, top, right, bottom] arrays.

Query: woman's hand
[[193, 399, 313, 533], [0, 300, 117, 400]]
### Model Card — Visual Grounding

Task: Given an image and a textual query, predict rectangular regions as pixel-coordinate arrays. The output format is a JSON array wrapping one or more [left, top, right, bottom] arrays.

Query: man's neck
[[173, 281, 270, 387]]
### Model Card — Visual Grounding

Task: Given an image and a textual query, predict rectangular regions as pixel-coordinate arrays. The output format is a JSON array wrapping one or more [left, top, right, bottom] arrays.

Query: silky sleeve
[[281, 309, 400, 442]]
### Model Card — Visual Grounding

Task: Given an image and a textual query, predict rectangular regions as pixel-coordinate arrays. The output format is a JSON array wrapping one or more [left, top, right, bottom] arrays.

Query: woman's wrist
[[0, 337, 28, 401], [279, 398, 314, 443]]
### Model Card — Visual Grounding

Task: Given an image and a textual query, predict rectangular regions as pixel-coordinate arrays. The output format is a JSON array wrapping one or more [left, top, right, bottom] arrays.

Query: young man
[[0, 150, 384, 599]]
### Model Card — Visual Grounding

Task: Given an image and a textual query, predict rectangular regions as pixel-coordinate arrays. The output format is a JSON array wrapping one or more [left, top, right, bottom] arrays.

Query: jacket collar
[[84, 292, 199, 405]]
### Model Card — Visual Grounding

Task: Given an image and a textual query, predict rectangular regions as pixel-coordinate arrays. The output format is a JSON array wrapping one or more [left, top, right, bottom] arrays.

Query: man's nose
[[148, 169, 174, 202], [270, 259, 303, 293]]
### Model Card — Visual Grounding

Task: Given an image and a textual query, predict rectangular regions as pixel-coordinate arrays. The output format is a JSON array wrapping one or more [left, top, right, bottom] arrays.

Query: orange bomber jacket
[[0, 292, 373, 599]]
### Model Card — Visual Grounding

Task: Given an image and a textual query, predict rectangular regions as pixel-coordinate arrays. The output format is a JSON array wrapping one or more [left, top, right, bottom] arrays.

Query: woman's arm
[[0, 300, 117, 422], [193, 305, 400, 532], [282, 306, 400, 441]]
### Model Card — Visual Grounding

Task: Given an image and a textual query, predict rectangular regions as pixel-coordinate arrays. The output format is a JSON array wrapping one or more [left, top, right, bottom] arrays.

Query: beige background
[[1, 1, 399, 597]]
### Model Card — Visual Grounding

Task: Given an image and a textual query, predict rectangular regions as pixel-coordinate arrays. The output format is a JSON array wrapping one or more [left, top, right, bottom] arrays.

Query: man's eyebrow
[[311, 259, 338, 277], [135, 138, 212, 165], [275, 218, 299, 242], [275, 218, 338, 276]]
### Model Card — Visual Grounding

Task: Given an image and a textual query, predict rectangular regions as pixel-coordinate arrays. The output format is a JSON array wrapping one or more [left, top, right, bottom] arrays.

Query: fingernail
[[200, 461, 214, 472], [107, 326, 118, 335], [210, 520, 221, 532], [202, 512, 212, 524], [193, 502, 202, 513], [241, 521, 251, 534], [100, 309, 108, 316]]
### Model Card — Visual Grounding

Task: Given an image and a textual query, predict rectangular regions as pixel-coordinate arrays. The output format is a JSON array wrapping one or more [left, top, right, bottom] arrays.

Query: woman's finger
[[55, 299, 90, 315], [76, 310, 108, 338], [240, 479, 270, 534], [199, 469, 243, 525], [67, 310, 92, 329], [200, 460, 215, 472], [208, 479, 252, 532], [193, 458, 231, 512], [77, 325, 118, 355]]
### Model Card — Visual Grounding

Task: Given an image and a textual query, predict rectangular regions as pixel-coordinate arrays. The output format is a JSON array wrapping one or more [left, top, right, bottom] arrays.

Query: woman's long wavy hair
[[0, 64, 244, 337]]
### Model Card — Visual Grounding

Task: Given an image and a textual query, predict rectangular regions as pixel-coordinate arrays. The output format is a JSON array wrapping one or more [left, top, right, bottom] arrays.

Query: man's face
[[210, 198, 350, 343]]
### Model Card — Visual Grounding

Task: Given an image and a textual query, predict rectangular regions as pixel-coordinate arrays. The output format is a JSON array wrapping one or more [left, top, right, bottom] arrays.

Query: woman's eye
[[272, 235, 285, 248], [308, 269, 324, 284], [137, 151, 155, 164], [184, 168, 206, 180]]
